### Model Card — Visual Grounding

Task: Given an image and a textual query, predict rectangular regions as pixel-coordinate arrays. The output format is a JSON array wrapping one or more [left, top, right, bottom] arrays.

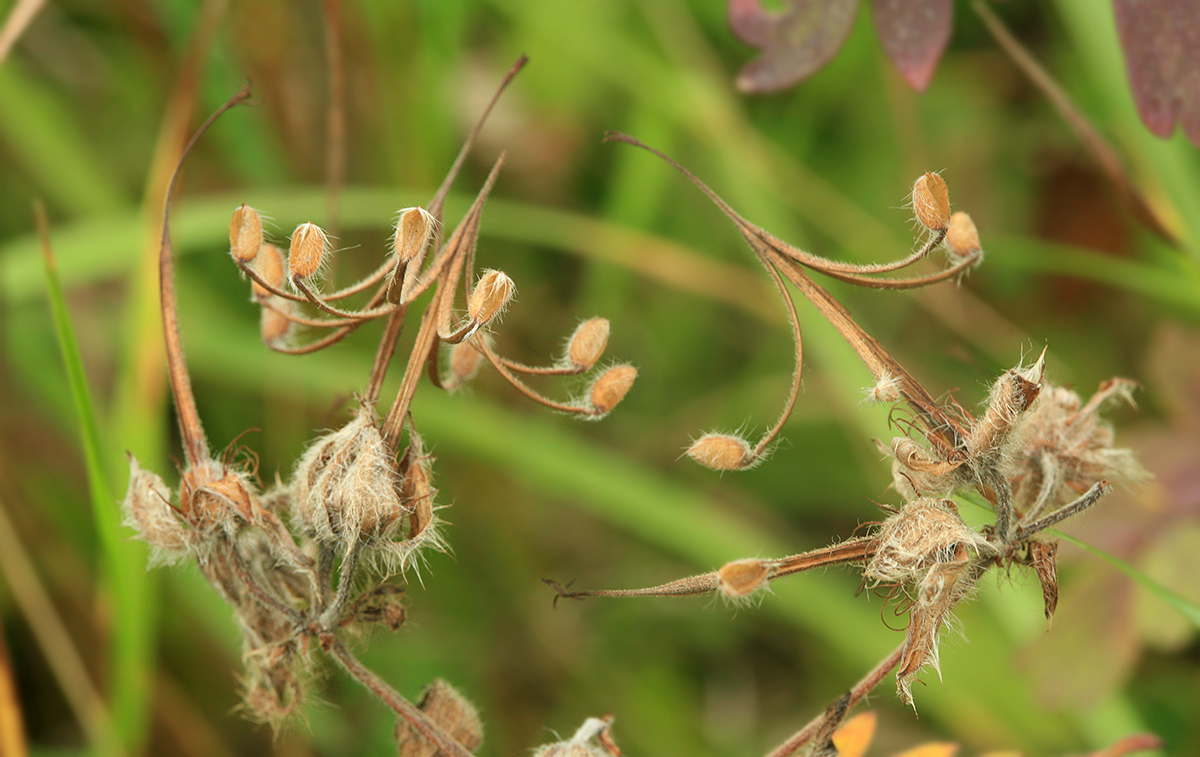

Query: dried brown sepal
[[566, 317, 610, 371], [686, 432, 755, 471], [394, 431, 446, 575], [945, 211, 981, 259], [887, 437, 965, 499], [895, 543, 973, 707], [467, 269, 515, 327], [588, 364, 637, 416], [1024, 539, 1060, 625], [251, 242, 285, 301], [230, 204, 264, 263], [395, 679, 483, 757], [912, 172, 951, 232], [717, 558, 773, 599], [288, 222, 329, 282]]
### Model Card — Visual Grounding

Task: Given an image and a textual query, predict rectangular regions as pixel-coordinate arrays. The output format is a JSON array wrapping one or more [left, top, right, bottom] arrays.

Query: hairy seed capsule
[[467, 269, 515, 326], [260, 299, 293, 348], [251, 242, 285, 301], [718, 558, 772, 598], [588, 364, 636, 415], [446, 342, 483, 388], [394, 206, 436, 264], [945, 211, 981, 258], [686, 433, 752, 470], [288, 222, 328, 281], [567, 318, 610, 371], [912, 172, 951, 231], [395, 680, 483, 757], [122, 455, 189, 560], [229, 204, 263, 263]]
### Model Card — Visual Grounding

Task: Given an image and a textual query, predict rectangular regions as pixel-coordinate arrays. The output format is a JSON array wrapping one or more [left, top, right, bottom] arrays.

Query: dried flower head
[[911, 172, 951, 231], [395, 680, 483, 757], [292, 406, 407, 549]]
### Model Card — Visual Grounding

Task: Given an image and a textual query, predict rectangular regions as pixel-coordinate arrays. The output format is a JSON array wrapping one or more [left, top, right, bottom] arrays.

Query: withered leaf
[[729, 0, 860, 93], [1114, 0, 1200, 146], [870, 0, 952, 91]]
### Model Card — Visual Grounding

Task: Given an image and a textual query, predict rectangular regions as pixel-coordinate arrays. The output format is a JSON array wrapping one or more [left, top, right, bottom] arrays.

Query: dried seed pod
[[467, 269, 515, 326], [122, 455, 190, 561], [251, 242, 285, 301], [260, 298, 293, 348], [230, 204, 263, 263], [288, 222, 329, 281], [945, 211, 981, 258], [968, 354, 1045, 463], [686, 433, 753, 470], [395, 680, 483, 757], [717, 558, 772, 599], [292, 407, 407, 547], [887, 437, 963, 498], [533, 717, 620, 757], [588, 364, 636, 415], [566, 317, 610, 371], [912, 172, 951, 231], [446, 342, 483, 389], [393, 206, 436, 264]]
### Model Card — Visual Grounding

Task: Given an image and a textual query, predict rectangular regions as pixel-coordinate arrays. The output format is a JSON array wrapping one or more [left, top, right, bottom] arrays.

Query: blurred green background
[[2, 0, 1200, 755]]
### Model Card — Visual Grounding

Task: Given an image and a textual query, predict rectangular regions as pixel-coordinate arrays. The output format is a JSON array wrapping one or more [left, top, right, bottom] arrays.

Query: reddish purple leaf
[[870, 0, 952, 92], [729, 0, 860, 94], [1114, 0, 1200, 146]]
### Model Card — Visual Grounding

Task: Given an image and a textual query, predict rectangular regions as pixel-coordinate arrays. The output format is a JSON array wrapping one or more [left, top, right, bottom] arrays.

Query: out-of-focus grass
[[3, 1, 1199, 756]]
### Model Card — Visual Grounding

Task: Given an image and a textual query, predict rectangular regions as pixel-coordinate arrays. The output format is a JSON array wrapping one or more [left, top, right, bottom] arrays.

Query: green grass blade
[[37, 206, 153, 756], [1053, 530, 1200, 629]]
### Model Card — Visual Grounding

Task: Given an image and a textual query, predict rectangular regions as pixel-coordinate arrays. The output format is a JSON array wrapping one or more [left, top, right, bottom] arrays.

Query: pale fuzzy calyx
[[533, 717, 619, 757], [292, 407, 408, 547], [122, 455, 190, 562]]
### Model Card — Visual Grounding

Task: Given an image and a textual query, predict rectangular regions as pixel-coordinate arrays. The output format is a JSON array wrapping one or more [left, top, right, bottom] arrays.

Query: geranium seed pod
[[945, 211, 981, 258], [288, 222, 328, 281], [260, 299, 293, 348], [396, 679, 483, 757], [686, 433, 752, 470], [717, 558, 772, 598], [567, 317, 610, 371], [588, 364, 636, 415], [912, 172, 950, 231], [467, 269, 515, 326], [447, 342, 483, 387], [393, 206, 435, 264], [251, 242, 285, 301], [229, 204, 263, 263]]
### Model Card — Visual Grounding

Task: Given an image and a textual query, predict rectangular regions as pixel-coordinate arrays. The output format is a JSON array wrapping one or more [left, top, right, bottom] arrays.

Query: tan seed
[[589, 364, 636, 414], [912, 172, 951, 231], [567, 318, 610, 371]]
